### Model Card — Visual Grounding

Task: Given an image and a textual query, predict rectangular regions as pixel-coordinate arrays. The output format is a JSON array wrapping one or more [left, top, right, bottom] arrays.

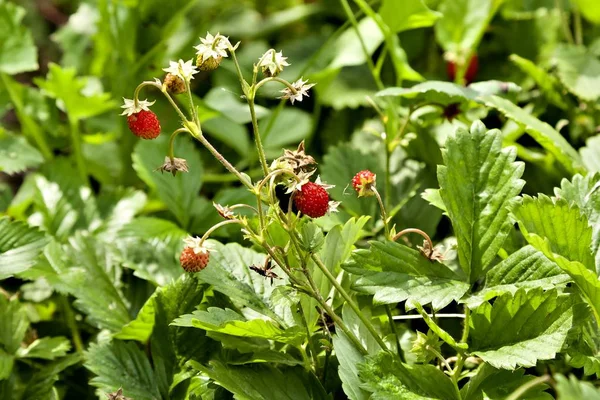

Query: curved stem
[[392, 228, 433, 252], [199, 219, 244, 245], [505, 375, 551, 400], [255, 76, 297, 94], [133, 80, 161, 107], [160, 88, 190, 123], [168, 128, 190, 161]]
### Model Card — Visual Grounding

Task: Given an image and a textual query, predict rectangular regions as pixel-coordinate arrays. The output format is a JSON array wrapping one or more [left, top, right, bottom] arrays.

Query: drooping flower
[[279, 77, 315, 105], [120, 98, 155, 116]]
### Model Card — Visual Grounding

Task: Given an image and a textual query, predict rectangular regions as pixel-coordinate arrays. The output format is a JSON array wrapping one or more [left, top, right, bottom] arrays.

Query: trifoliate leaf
[[438, 121, 525, 283], [85, 340, 161, 400], [465, 245, 569, 308], [358, 351, 460, 400], [0, 132, 44, 175], [0, 0, 38, 74], [480, 95, 584, 174], [44, 235, 130, 331], [555, 374, 600, 400], [379, 0, 440, 33], [0, 217, 48, 279], [345, 240, 469, 311], [34, 63, 115, 119], [469, 288, 574, 369], [553, 44, 600, 101]]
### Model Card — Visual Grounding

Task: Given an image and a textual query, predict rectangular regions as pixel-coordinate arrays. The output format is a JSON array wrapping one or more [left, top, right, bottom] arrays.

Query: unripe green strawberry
[[197, 55, 222, 71], [127, 110, 161, 139]]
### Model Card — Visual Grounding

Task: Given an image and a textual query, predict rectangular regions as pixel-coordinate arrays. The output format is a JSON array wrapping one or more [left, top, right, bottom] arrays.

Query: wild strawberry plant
[[1, 0, 600, 399]]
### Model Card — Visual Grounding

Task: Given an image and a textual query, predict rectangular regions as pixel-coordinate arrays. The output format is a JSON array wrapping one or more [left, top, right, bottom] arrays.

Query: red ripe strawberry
[[447, 54, 478, 84], [294, 182, 330, 218], [352, 170, 376, 197], [127, 110, 161, 139], [180, 247, 210, 273]]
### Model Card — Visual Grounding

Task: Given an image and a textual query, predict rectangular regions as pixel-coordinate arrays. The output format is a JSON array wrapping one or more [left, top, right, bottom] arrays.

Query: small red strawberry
[[180, 247, 210, 272], [127, 110, 161, 139], [352, 170, 376, 197], [447, 54, 478, 84], [180, 236, 211, 272], [294, 181, 330, 218]]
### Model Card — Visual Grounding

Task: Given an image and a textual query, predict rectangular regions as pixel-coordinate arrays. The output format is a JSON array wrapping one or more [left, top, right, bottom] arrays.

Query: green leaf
[[0, 217, 48, 280], [34, 63, 116, 119], [113, 291, 156, 342], [203, 88, 269, 124], [379, 0, 440, 33], [333, 330, 369, 400], [15, 336, 70, 360], [555, 374, 600, 399], [413, 302, 468, 351], [435, 0, 502, 54], [581, 136, 600, 173], [44, 235, 131, 331], [195, 242, 282, 322], [21, 353, 81, 400], [0, 132, 44, 175], [552, 44, 600, 101], [346, 240, 469, 311], [572, 0, 600, 23], [438, 121, 525, 283], [509, 54, 568, 109], [465, 245, 569, 308], [469, 288, 574, 369], [0, 348, 13, 380], [480, 95, 584, 174], [0, 0, 38, 74], [329, 17, 383, 70], [0, 296, 29, 354], [191, 360, 329, 400], [94, 187, 147, 241], [260, 108, 313, 156], [461, 364, 553, 400], [173, 307, 304, 345], [377, 81, 478, 106], [555, 174, 600, 273], [85, 340, 162, 400], [359, 351, 460, 399], [132, 134, 203, 229]]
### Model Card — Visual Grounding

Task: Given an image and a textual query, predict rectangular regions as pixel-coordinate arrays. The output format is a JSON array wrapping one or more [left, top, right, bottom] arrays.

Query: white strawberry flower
[[194, 32, 230, 63], [285, 170, 316, 194], [327, 200, 341, 214], [120, 98, 155, 116], [163, 59, 198, 81], [183, 235, 213, 255], [258, 49, 290, 77], [279, 77, 315, 104]]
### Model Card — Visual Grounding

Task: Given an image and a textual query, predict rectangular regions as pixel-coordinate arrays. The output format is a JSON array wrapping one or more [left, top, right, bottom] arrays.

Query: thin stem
[[555, 0, 575, 44], [373, 187, 390, 239], [385, 305, 404, 362], [428, 346, 453, 374], [68, 118, 88, 185], [392, 228, 433, 252], [160, 88, 190, 124], [199, 219, 243, 244], [59, 296, 84, 354], [189, 126, 253, 190], [248, 99, 270, 176], [393, 314, 465, 320], [168, 128, 189, 161], [299, 301, 320, 372], [184, 79, 200, 127], [574, 6, 583, 46], [255, 76, 297, 93], [339, 0, 384, 91], [505, 375, 551, 400], [310, 253, 388, 351]]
